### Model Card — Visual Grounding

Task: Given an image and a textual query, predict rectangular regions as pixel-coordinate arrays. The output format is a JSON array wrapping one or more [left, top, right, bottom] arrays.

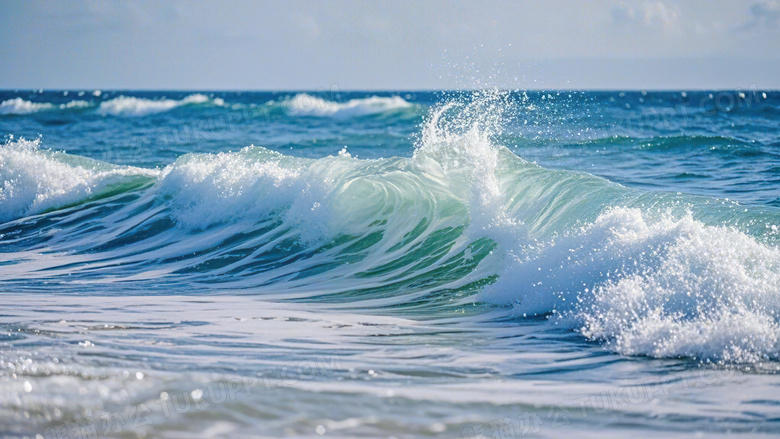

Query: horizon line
[[1, 87, 778, 93]]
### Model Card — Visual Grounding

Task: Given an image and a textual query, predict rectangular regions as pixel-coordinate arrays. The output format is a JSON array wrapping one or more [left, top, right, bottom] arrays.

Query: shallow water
[[1, 89, 779, 438]]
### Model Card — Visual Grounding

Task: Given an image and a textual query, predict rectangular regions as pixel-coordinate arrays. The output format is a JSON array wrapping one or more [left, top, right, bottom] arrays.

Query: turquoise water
[[1, 89, 779, 438]]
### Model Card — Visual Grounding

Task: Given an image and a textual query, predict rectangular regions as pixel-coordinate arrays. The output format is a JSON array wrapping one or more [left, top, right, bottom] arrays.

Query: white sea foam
[[480, 193, 780, 363], [0, 98, 90, 115], [283, 94, 413, 117], [578, 209, 780, 363], [97, 94, 224, 117], [158, 147, 308, 230], [158, 146, 363, 241], [0, 139, 158, 222]]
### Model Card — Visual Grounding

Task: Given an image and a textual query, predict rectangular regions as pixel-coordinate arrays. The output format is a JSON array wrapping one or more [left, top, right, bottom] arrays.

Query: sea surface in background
[[1, 88, 779, 438]]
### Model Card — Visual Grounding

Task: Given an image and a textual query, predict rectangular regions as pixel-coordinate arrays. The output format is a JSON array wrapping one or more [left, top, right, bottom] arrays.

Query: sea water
[[1, 88, 779, 437]]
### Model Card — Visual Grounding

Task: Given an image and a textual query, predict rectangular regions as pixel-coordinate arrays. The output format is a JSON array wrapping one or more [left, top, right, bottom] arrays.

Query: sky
[[0, 0, 778, 90]]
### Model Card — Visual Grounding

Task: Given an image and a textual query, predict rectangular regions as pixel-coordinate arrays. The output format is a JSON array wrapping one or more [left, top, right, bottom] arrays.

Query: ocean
[[1, 88, 779, 438]]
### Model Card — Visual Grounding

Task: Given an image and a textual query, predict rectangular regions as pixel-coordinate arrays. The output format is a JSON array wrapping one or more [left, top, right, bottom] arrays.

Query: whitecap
[[97, 94, 223, 117], [283, 94, 414, 117]]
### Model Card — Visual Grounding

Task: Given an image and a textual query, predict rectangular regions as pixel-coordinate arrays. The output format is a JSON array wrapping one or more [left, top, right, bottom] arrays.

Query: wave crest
[[282, 93, 414, 117], [0, 98, 90, 115], [0, 139, 158, 221], [97, 94, 224, 116]]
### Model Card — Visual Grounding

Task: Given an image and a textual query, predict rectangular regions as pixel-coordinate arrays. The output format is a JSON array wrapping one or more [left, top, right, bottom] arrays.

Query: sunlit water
[[1, 89, 779, 438]]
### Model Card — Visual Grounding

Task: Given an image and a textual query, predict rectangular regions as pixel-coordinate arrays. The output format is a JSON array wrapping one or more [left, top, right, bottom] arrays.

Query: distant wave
[[282, 93, 415, 117], [97, 94, 225, 117], [0, 94, 409, 118], [0, 98, 90, 115]]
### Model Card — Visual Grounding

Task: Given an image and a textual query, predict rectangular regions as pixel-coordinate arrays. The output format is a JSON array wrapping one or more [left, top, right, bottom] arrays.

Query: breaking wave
[[1, 91, 779, 364]]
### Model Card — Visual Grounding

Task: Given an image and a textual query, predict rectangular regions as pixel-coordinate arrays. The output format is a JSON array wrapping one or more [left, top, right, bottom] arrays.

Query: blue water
[[1, 89, 779, 438]]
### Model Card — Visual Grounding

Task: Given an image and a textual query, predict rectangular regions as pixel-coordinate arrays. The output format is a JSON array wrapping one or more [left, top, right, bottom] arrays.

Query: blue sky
[[1, 0, 778, 90]]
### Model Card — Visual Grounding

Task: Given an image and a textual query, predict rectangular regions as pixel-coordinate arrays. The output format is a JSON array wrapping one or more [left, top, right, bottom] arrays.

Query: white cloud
[[611, 1, 681, 31]]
